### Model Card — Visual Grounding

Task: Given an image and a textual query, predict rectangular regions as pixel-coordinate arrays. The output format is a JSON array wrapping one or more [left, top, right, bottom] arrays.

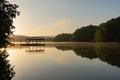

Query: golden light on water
[[7, 49, 16, 60], [7, 49, 15, 54]]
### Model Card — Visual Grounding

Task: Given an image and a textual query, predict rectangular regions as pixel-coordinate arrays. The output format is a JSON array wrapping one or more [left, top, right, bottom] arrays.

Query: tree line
[[54, 16, 120, 42]]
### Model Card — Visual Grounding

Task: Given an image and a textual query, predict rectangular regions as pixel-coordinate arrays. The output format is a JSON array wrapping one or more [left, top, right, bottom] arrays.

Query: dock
[[21, 37, 45, 46]]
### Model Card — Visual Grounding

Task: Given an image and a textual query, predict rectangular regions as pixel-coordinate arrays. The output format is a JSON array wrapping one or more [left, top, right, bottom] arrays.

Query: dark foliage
[[95, 17, 120, 42], [0, 50, 15, 80], [72, 25, 97, 42], [54, 33, 72, 42], [0, 0, 19, 47]]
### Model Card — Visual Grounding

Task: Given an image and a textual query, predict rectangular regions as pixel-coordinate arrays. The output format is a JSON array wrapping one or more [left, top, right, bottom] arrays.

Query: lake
[[1, 42, 120, 80]]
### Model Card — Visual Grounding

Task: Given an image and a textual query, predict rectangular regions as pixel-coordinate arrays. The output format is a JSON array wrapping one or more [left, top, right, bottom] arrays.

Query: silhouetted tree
[[0, 0, 19, 47], [0, 50, 15, 80], [72, 25, 97, 42], [95, 17, 120, 42]]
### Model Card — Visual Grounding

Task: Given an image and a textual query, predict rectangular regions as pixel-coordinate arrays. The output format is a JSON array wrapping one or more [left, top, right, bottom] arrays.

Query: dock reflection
[[26, 45, 45, 53]]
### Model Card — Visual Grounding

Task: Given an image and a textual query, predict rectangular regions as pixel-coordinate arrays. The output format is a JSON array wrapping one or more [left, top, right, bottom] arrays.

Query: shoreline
[[10, 42, 120, 47]]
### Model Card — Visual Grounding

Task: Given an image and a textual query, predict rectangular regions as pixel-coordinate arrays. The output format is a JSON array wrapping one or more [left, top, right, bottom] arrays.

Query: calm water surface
[[4, 43, 120, 80]]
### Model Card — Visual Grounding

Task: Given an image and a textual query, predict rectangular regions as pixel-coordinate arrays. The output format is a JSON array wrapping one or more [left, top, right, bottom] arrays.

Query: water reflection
[[55, 46, 72, 51], [26, 45, 45, 53], [55, 43, 120, 68], [95, 44, 120, 68], [0, 50, 15, 80]]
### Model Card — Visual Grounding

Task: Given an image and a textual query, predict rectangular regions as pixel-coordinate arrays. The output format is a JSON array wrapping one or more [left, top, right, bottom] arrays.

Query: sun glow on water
[[7, 49, 15, 54]]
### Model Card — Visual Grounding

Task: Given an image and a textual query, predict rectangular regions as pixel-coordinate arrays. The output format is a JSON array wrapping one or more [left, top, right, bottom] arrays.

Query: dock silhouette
[[21, 37, 45, 46]]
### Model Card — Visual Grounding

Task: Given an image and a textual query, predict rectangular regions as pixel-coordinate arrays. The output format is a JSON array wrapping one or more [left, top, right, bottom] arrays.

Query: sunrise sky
[[11, 0, 120, 36]]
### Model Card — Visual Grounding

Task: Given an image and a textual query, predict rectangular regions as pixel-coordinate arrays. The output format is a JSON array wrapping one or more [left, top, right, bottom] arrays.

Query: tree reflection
[[95, 44, 120, 68], [55, 43, 120, 68], [55, 46, 72, 51], [0, 50, 15, 80], [73, 46, 97, 59]]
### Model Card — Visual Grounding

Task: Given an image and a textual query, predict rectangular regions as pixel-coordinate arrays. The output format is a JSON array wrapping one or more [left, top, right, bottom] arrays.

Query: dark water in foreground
[[1, 42, 120, 80]]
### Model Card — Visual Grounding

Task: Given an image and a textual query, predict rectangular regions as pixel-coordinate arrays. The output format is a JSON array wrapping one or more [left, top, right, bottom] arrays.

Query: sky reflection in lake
[[7, 43, 120, 80]]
